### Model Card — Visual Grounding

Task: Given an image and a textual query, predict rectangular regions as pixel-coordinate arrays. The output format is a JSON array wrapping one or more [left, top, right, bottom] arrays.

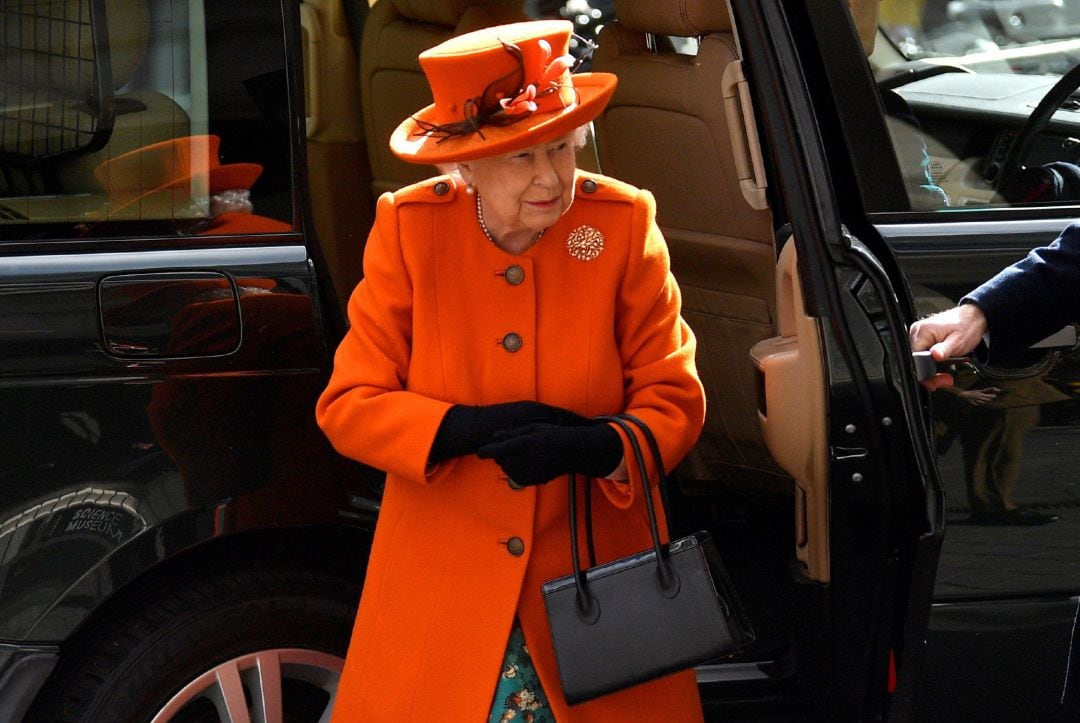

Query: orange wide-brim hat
[[390, 20, 617, 165], [95, 135, 263, 220]]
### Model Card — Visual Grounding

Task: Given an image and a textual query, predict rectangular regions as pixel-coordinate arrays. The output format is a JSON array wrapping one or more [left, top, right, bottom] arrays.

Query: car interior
[[872, 2, 1080, 209], [231, 0, 817, 667], [587, 0, 830, 580]]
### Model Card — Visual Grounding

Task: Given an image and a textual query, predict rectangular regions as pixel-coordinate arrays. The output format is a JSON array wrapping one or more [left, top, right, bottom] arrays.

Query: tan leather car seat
[[360, 0, 527, 196], [593, 0, 787, 486], [0, 0, 187, 204], [54, 0, 191, 197]]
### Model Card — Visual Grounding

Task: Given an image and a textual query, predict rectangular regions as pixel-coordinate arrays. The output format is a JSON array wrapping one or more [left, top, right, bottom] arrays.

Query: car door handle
[[912, 325, 1077, 382], [912, 351, 971, 382], [99, 272, 241, 358]]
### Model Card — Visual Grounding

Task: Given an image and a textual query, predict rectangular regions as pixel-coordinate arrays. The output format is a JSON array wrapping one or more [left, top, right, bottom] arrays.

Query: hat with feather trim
[[390, 20, 616, 164]]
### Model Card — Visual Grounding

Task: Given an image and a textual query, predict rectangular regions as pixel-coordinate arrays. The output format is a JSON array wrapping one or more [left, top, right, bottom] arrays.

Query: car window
[[865, 0, 1080, 212], [0, 0, 294, 242], [882, 0, 1080, 58]]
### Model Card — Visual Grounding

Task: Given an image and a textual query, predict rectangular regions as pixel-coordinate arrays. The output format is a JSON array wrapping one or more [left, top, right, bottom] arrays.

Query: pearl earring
[[465, 183, 475, 195]]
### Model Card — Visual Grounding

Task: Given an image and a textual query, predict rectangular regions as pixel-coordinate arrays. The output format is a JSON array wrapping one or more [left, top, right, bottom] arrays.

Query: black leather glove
[[428, 401, 591, 464], [476, 422, 623, 487]]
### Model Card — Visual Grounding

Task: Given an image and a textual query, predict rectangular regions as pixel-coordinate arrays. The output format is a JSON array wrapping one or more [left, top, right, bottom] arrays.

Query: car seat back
[[593, 0, 786, 485], [360, 0, 527, 196]]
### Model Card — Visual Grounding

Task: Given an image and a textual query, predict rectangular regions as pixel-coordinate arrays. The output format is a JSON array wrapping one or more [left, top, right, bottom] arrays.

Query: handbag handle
[[568, 414, 679, 624], [582, 413, 669, 568], [603, 413, 678, 598]]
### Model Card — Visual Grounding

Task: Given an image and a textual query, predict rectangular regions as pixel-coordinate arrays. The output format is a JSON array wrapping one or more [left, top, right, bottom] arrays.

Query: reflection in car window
[[869, 0, 1080, 211], [882, 0, 1080, 59], [0, 0, 293, 240]]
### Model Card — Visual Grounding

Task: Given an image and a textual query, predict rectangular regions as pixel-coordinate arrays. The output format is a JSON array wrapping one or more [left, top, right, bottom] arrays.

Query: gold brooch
[[566, 225, 604, 261]]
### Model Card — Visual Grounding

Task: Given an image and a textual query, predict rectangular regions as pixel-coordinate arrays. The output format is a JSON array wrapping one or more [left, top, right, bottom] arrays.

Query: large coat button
[[507, 477, 524, 491], [581, 178, 597, 193], [506, 537, 525, 556], [501, 332, 522, 352], [433, 181, 450, 195], [504, 265, 525, 285]]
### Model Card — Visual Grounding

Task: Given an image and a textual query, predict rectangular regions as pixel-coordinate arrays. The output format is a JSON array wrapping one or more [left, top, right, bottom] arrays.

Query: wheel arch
[[24, 523, 370, 721], [27, 518, 371, 646]]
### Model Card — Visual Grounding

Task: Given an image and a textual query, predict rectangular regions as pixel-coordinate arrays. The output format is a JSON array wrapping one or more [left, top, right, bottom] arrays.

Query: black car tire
[[25, 565, 359, 723]]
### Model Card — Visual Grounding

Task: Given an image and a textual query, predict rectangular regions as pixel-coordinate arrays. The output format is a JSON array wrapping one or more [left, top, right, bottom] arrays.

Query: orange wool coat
[[316, 170, 706, 722]]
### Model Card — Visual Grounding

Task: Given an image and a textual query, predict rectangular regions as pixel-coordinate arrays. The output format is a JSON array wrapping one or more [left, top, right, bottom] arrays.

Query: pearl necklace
[[476, 193, 544, 247]]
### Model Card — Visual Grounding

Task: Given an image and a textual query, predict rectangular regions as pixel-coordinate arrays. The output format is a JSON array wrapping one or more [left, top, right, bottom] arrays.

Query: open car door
[[732, 0, 945, 718]]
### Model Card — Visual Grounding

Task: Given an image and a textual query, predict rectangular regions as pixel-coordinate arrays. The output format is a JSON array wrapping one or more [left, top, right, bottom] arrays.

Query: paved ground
[[917, 423, 1079, 722], [934, 424, 1080, 597]]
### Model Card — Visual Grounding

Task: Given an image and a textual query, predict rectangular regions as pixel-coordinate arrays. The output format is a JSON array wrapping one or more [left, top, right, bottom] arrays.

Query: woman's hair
[[570, 123, 590, 151], [437, 124, 591, 176]]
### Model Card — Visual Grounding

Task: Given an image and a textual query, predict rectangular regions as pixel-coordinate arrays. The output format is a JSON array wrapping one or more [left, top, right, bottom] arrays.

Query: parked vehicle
[[0, 0, 1077, 720]]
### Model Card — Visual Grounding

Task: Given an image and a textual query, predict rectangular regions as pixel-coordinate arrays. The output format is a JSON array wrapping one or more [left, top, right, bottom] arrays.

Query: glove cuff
[[583, 422, 624, 479], [428, 405, 481, 464]]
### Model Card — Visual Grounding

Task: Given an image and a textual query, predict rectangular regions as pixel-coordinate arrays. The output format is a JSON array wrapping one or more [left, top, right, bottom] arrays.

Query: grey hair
[[438, 124, 592, 176], [571, 123, 590, 151]]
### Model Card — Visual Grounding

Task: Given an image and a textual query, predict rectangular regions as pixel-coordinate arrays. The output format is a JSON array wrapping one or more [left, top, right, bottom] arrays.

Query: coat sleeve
[[315, 193, 451, 483], [965, 223, 1080, 356], [600, 189, 706, 508]]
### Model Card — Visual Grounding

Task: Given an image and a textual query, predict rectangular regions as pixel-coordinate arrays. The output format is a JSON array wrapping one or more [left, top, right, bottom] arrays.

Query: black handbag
[[541, 413, 755, 705]]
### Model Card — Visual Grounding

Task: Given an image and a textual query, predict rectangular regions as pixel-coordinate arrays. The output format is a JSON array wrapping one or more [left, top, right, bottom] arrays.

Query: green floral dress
[[488, 621, 555, 722]]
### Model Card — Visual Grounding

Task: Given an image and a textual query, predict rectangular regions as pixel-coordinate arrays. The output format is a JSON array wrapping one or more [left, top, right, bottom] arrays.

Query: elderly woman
[[316, 19, 706, 722]]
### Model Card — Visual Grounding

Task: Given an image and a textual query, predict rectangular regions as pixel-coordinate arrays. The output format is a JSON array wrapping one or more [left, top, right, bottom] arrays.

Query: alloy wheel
[[150, 648, 343, 723]]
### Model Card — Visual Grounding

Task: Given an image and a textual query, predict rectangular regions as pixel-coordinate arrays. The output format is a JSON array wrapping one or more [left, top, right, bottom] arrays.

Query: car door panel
[[730, 0, 950, 717], [0, 243, 334, 641], [751, 239, 830, 584], [731, 0, 946, 719]]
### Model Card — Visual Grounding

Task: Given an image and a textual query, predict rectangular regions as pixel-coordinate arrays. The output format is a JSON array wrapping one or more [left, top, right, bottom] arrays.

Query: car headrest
[[105, 0, 151, 90], [18, 0, 149, 93], [614, 0, 731, 36], [391, 0, 522, 28]]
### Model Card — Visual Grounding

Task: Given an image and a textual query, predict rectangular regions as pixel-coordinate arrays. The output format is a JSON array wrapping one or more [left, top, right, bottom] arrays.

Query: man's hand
[[909, 303, 988, 390], [958, 387, 1000, 406]]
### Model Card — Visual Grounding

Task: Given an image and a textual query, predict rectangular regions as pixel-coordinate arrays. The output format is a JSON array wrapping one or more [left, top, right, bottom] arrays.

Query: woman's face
[[459, 133, 578, 240]]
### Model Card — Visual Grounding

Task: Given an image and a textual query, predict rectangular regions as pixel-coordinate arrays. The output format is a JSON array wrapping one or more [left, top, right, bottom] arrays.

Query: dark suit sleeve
[[964, 223, 1080, 352]]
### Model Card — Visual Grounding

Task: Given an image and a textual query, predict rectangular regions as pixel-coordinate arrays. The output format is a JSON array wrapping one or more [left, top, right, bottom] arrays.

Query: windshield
[[881, 0, 1080, 65]]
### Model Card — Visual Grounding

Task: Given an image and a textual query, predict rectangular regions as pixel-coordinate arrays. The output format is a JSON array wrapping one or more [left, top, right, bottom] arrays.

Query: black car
[[0, 0, 1077, 720]]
